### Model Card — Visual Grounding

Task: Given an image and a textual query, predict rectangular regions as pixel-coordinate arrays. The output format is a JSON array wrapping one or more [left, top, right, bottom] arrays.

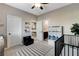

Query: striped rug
[[5, 41, 54, 56]]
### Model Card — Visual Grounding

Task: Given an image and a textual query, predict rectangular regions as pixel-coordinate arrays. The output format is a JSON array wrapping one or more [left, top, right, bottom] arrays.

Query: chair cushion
[[23, 36, 34, 46]]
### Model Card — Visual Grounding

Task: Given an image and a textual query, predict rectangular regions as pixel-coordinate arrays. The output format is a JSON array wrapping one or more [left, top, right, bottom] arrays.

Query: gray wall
[[38, 3, 79, 35]]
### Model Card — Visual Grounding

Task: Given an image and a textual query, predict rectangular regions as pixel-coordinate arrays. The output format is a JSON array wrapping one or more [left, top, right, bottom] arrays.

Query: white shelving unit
[[31, 22, 36, 40], [24, 21, 37, 40]]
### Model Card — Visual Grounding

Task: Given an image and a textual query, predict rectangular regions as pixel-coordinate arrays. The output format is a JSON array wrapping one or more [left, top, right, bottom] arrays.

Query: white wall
[[0, 4, 36, 47], [36, 17, 43, 41], [38, 4, 79, 35]]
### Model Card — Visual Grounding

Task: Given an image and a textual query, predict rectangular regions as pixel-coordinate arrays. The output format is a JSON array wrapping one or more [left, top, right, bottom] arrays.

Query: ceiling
[[5, 3, 71, 16]]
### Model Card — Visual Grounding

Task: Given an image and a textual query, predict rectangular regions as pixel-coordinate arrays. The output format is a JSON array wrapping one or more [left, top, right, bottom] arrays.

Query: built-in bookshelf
[[25, 22, 30, 33], [24, 21, 36, 40], [31, 22, 36, 40]]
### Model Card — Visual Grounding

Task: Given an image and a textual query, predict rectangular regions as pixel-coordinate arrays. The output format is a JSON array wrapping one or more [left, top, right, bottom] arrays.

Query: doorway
[[43, 20, 48, 41]]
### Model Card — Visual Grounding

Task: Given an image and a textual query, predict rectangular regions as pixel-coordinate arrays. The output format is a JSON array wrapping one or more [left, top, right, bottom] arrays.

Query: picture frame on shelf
[[31, 22, 36, 30], [25, 22, 30, 25], [24, 22, 30, 33]]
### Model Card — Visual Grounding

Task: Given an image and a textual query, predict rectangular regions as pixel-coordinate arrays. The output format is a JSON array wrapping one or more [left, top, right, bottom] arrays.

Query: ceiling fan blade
[[31, 5, 35, 9], [41, 3, 48, 4], [40, 6, 43, 10]]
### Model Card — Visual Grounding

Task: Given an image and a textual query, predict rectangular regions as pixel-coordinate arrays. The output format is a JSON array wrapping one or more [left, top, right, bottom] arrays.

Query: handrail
[[55, 34, 79, 56], [64, 34, 79, 37], [64, 43, 79, 48], [61, 43, 79, 56], [64, 34, 79, 46], [55, 35, 64, 56]]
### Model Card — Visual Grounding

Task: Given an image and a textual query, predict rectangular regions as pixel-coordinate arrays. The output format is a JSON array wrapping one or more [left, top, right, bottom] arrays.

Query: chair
[[23, 36, 34, 46]]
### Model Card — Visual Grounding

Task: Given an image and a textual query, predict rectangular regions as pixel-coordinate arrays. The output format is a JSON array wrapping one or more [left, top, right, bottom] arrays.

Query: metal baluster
[[64, 45, 65, 56], [68, 44, 69, 56], [61, 49, 62, 56], [77, 47, 79, 56], [72, 46, 74, 56]]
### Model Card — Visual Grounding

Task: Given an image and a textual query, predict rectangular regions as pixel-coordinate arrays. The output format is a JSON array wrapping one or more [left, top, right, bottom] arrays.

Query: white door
[[36, 20, 43, 41], [7, 15, 22, 48], [0, 36, 4, 55]]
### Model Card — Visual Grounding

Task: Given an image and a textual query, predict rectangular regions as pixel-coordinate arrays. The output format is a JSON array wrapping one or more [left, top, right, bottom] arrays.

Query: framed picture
[[31, 22, 36, 30], [24, 22, 30, 32]]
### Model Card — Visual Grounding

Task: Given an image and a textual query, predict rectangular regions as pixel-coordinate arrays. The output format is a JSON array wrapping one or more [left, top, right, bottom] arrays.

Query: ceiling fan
[[31, 3, 48, 10]]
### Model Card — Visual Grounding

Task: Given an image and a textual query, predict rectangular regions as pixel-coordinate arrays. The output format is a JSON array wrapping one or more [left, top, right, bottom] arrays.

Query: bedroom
[[0, 3, 79, 56]]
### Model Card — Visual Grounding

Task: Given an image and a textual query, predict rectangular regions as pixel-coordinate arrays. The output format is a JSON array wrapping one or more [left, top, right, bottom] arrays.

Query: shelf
[[31, 21, 36, 40], [49, 26, 60, 27], [32, 32, 36, 39], [32, 30, 36, 32], [49, 31, 61, 32], [24, 21, 37, 39]]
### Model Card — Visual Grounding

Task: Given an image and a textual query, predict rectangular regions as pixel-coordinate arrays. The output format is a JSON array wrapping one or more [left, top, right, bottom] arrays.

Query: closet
[[7, 15, 22, 48]]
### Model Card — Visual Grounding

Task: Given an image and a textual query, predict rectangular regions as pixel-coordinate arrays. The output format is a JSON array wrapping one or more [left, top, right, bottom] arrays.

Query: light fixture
[[31, 3, 48, 10], [34, 3, 41, 8]]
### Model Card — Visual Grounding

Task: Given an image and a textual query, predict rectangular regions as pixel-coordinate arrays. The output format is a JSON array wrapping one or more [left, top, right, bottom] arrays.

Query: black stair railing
[[55, 35, 79, 56], [55, 35, 64, 56], [61, 43, 79, 56]]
